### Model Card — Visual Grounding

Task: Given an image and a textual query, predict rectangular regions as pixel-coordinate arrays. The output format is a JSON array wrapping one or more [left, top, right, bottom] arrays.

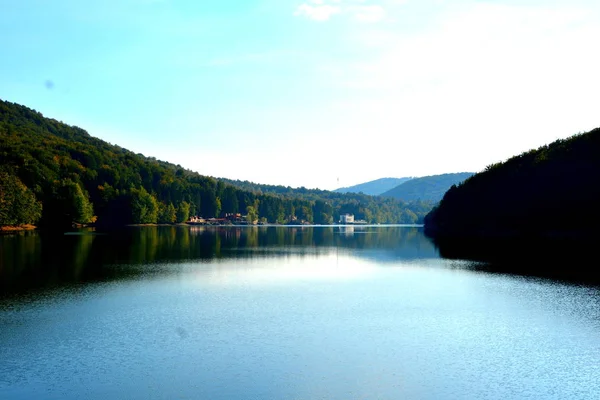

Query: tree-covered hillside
[[424, 129, 600, 239], [219, 178, 434, 224], [0, 99, 432, 228], [381, 172, 474, 202], [333, 177, 413, 196]]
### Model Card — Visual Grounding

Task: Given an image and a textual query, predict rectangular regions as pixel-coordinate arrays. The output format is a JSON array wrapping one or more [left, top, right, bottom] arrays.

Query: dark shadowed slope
[[334, 177, 413, 196], [424, 128, 600, 239], [381, 172, 474, 202], [424, 129, 600, 281]]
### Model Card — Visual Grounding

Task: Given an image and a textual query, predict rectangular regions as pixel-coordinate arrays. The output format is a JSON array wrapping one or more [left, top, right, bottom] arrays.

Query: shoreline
[[0, 224, 37, 233], [0, 223, 423, 234]]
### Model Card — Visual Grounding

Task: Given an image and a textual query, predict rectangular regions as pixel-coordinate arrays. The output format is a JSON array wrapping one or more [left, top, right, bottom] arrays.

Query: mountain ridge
[[334, 177, 413, 196], [381, 172, 475, 202]]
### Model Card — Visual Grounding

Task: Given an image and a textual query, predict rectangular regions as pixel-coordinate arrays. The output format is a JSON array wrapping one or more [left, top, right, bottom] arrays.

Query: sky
[[1, 0, 599, 190]]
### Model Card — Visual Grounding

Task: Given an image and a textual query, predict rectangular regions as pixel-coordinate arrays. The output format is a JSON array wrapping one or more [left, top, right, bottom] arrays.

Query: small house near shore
[[339, 214, 354, 224]]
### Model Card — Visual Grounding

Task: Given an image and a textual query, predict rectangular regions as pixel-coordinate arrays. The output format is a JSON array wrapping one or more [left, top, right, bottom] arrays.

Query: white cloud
[[294, 3, 341, 21], [344, 4, 597, 90], [294, 0, 391, 23], [350, 5, 386, 22], [308, 2, 600, 183], [382, 0, 407, 5]]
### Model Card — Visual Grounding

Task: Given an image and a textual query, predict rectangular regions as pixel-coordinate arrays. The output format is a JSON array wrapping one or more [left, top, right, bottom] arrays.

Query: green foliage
[[221, 179, 433, 224], [246, 205, 258, 223], [313, 200, 333, 224], [0, 98, 436, 227], [425, 129, 600, 238], [402, 209, 418, 224], [130, 186, 158, 224], [176, 201, 190, 223], [220, 186, 239, 214], [57, 179, 95, 224], [214, 197, 222, 218], [158, 202, 177, 224], [0, 172, 42, 226]]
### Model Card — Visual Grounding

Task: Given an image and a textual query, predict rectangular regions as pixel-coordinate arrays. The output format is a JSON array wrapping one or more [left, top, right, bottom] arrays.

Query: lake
[[1, 226, 599, 399]]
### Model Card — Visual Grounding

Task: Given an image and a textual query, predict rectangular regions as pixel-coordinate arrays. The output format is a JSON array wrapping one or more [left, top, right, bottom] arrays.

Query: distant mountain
[[381, 172, 474, 202], [334, 177, 413, 196]]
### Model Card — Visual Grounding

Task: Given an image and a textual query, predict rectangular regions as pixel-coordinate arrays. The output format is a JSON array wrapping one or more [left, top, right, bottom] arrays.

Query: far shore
[[1, 222, 423, 234], [126, 223, 423, 228], [0, 224, 37, 233]]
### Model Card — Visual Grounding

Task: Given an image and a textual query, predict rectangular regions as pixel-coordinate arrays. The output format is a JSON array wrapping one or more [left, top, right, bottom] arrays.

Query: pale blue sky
[[2, 0, 599, 189]]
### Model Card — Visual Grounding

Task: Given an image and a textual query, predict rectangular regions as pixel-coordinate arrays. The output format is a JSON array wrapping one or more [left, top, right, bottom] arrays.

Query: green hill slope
[[217, 178, 434, 224], [334, 177, 413, 196], [381, 172, 474, 202], [0, 99, 432, 228], [424, 128, 600, 239]]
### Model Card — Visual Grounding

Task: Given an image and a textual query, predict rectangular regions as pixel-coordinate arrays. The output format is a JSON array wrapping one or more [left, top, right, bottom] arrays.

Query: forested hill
[[0, 99, 432, 228], [333, 177, 413, 196], [424, 128, 600, 239], [220, 177, 427, 205], [216, 178, 434, 223], [381, 172, 474, 202]]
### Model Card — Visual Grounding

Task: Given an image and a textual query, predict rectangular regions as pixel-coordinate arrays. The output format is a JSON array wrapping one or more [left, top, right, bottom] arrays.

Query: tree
[[246, 205, 258, 224], [313, 200, 333, 224], [402, 209, 418, 224], [158, 202, 176, 223], [130, 186, 158, 224], [167, 203, 177, 222], [57, 179, 95, 224], [0, 172, 42, 226], [0, 99, 436, 228], [220, 186, 239, 214], [71, 181, 95, 224], [176, 201, 190, 223], [297, 205, 313, 223], [215, 197, 222, 218]]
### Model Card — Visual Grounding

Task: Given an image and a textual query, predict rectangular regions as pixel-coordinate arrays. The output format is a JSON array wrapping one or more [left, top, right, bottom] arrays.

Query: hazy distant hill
[[381, 172, 474, 202], [334, 177, 413, 196]]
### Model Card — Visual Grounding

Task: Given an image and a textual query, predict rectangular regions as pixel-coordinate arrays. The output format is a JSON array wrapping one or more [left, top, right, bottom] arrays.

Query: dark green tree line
[[424, 128, 600, 238]]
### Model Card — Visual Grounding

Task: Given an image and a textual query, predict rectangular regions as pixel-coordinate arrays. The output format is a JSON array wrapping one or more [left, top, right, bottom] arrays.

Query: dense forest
[[0, 99, 432, 228], [220, 177, 434, 222], [381, 172, 474, 202], [333, 177, 413, 196], [424, 128, 600, 239]]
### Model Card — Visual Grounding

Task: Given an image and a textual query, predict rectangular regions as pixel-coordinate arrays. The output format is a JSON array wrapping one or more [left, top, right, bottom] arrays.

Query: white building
[[339, 214, 354, 224]]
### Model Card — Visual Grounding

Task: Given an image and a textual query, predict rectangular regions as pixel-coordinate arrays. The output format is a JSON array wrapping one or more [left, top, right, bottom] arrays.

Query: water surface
[[1, 226, 599, 399]]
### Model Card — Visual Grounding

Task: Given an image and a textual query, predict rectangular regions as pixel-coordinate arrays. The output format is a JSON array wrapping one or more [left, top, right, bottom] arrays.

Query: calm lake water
[[1, 226, 599, 399]]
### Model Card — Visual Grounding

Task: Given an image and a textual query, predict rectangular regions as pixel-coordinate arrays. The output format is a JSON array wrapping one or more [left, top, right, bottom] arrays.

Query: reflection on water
[[433, 235, 600, 283], [0, 226, 436, 294], [2, 226, 600, 400]]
